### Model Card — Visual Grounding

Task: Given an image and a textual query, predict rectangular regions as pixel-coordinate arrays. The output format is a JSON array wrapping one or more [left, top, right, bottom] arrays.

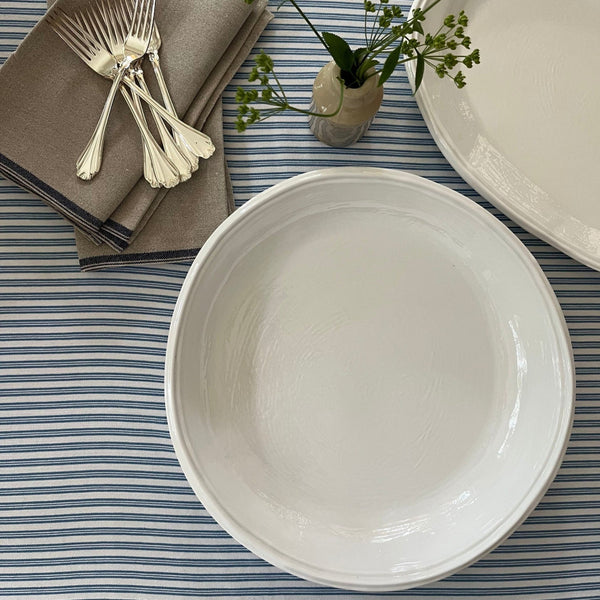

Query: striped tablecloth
[[1, 1, 599, 598]]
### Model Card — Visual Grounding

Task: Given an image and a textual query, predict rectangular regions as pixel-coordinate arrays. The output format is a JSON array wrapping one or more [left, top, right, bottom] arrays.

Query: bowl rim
[[165, 167, 575, 591]]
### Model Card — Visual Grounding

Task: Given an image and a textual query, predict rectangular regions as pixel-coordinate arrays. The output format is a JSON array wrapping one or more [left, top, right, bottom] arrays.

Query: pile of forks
[[47, 0, 214, 188]]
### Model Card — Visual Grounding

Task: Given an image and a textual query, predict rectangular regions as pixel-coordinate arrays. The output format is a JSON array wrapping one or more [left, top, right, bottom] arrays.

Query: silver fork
[[118, 0, 195, 181], [74, 9, 156, 187], [77, 1, 180, 188], [74, 0, 155, 181], [146, 22, 199, 173], [47, 8, 215, 167]]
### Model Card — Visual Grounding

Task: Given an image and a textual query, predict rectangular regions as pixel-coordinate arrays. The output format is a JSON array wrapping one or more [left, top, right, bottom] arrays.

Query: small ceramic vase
[[309, 60, 384, 148]]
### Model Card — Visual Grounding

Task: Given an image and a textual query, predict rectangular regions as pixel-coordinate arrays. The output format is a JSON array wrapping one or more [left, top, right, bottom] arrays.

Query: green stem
[[368, 22, 408, 54], [258, 107, 286, 121], [349, 56, 370, 85], [270, 77, 345, 118], [429, 21, 447, 41], [355, 61, 369, 83], [370, 21, 390, 50], [368, 2, 384, 48], [269, 86, 286, 103], [424, 53, 469, 61], [271, 72, 289, 103], [286, 0, 329, 52]]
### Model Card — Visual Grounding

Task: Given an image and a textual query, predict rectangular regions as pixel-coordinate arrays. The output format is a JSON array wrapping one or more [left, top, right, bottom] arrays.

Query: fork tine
[[72, 12, 93, 45], [85, 3, 111, 51], [101, 0, 119, 48], [129, 0, 142, 38], [114, 0, 130, 42], [48, 12, 91, 55], [141, 0, 150, 39], [101, 0, 120, 49], [97, 0, 115, 49], [57, 9, 92, 40], [130, 0, 154, 41], [120, 0, 138, 44], [77, 8, 105, 52], [60, 18, 97, 57], [142, 0, 156, 41], [112, 0, 127, 45], [73, 10, 87, 32], [47, 14, 94, 62], [58, 9, 105, 55]]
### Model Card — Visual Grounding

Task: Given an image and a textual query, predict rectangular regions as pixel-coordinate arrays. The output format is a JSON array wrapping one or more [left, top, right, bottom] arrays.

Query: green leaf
[[353, 47, 368, 67], [414, 50, 425, 92], [322, 31, 354, 72], [353, 56, 379, 86], [378, 45, 401, 86], [362, 58, 379, 71], [412, 19, 424, 35]]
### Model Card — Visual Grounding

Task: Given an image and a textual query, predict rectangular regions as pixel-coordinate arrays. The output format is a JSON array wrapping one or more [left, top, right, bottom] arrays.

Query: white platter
[[165, 168, 574, 591], [406, 0, 600, 270]]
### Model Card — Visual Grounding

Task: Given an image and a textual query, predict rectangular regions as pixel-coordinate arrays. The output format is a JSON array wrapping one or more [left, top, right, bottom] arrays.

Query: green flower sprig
[[235, 50, 346, 131], [236, 0, 480, 132]]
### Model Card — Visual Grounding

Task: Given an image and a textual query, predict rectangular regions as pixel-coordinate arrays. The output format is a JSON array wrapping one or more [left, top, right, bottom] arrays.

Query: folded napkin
[[0, 0, 271, 269]]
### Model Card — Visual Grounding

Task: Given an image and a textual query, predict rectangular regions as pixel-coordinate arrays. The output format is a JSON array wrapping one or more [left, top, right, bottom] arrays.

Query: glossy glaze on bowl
[[165, 168, 574, 591]]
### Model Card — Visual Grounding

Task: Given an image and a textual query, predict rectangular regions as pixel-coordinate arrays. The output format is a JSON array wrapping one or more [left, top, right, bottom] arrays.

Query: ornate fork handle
[[148, 51, 177, 116], [120, 85, 180, 188], [127, 84, 159, 188], [122, 74, 215, 159], [148, 51, 199, 170], [131, 66, 194, 182], [76, 62, 128, 180]]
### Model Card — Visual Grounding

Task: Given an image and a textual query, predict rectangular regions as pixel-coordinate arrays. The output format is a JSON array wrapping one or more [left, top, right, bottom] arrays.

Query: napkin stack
[[0, 0, 271, 270]]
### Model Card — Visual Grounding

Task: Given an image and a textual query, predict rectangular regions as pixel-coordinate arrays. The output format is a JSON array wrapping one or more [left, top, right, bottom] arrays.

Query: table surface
[[1, 1, 600, 598]]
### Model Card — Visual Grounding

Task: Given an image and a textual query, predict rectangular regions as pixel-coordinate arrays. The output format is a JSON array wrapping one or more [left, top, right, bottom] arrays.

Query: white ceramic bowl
[[406, 0, 600, 270], [165, 168, 574, 591]]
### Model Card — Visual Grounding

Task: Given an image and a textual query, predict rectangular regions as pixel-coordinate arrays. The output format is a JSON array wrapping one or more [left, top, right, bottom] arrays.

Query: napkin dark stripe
[[99, 219, 133, 251], [97, 233, 129, 252], [79, 248, 200, 271], [101, 219, 132, 239], [0, 152, 104, 235]]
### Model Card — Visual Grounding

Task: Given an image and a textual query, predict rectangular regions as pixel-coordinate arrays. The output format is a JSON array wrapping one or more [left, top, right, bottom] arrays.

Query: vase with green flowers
[[236, 0, 480, 147]]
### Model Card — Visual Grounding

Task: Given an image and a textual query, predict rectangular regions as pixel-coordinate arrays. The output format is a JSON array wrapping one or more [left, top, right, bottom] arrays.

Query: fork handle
[[149, 52, 178, 117], [149, 52, 199, 171], [76, 65, 127, 180], [126, 87, 159, 188], [123, 75, 215, 159], [120, 86, 180, 189], [134, 69, 193, 182]]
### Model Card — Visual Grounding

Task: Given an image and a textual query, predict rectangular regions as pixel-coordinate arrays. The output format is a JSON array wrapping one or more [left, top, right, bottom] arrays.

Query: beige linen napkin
[[76, 98, 232, 270], [0, 0, 271, 268]]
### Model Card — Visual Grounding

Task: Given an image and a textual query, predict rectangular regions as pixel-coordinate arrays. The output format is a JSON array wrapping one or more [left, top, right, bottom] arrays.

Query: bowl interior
[[166, 169, 573, 590]]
